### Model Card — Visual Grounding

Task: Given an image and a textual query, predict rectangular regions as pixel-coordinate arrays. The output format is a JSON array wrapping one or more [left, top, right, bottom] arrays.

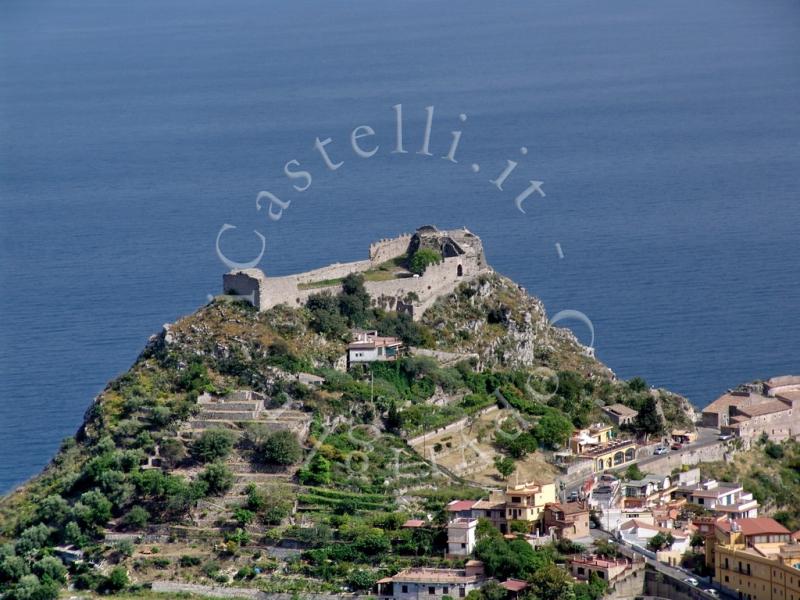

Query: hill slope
[[0, 269, 694, 599]]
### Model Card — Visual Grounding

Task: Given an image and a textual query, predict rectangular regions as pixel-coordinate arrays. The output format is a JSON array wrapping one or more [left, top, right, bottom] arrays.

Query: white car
[[685, 577, 699, 586], [704, 590, 718, 597], [654, 446, 668, 455], [719, 433, 734, 441]]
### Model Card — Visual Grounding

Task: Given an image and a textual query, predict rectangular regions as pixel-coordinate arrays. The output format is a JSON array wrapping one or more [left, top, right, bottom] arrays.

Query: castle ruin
[[222, 225, 489, 320]]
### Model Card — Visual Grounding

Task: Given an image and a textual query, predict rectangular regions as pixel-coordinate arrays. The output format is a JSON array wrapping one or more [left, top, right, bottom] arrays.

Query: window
[[443, 588, 449, 595], [402, 586, 408, 594], [461, 543, 466, 548], [577, 568, 585, 575], [459, 588, 466, 598], [429, 587, 436, 595]]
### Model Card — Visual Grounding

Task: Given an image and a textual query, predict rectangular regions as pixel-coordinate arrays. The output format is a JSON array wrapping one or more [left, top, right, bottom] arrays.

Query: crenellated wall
[[368, 233, 413, 263], [222, 228, 488, 320]]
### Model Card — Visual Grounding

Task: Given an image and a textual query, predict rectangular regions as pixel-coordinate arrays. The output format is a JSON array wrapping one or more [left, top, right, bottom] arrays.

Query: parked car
[[594, 485, 613, 495], [671, 442, 684, 451], [567, 491, 579, 501], [684, 577, 699, 586], [654, 446, 668, 455], [704, 590, 718, 597], [718, 433, 734, 441]]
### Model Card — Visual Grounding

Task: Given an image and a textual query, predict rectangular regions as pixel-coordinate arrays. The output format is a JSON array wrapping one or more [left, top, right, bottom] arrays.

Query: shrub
[[103, 567, 129, 593], [409, 248, 442, 275], [121, 506, 150, 530], [199, 462, 234, 495], [191, 429, 235, 463], [261, 430, 302, 466], [179, 555, 202, 568]]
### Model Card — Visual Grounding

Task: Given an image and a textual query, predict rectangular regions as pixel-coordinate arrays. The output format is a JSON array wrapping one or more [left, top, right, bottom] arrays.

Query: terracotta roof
[[737, 400, 791, 417], [717, 518, 790, 537], [569, 554, 630, 568], [446, 500, 477, 512], [702, 392, 751, 414], [603, 403, 639, 417], [473, 499, 505, 510], [776, 390, 800, 403], [546, 502, 589, 516], [403, 519, 426, 528], [501, 579, 529, 592], [379, 567, 483, 584], [765, 375, 800, 388]]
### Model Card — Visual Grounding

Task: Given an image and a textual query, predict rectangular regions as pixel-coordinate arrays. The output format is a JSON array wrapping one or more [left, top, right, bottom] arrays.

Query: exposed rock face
[[421, 272, 612, 378]]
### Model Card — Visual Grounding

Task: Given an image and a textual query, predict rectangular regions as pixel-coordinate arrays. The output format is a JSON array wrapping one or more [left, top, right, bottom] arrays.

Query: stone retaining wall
[[406, 405, 499, 446], [641, 442, 730, 476], [150, 581, 364, 600]]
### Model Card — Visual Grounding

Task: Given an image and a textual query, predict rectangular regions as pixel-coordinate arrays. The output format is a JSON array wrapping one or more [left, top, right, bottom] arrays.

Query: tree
[[306, 292, 349, 339], [531, 563, 576, 600], [298, 453, 332, 485], [261, 430, 302, 466], [409, 248, 442, 275], [103, 567, 129, 592], [628, 377, 648, 393], [159, 437, 187, 468], [32, 556, 67, 584], [36, 495, 70, 527], [634, 396, 664, 438], [535, 411, 573, 449], [199, 462, 234, 495], [347, 569, 378, 591], [647, 531, 667, 552], [121, 506, 150, 530], [0, 555, 30, 583], [493, 456, 515, 479], [690, 532, 705, 549], [477, 581, 507, 600], [73, 491, 112, 529], [339, 274, 372, 326], [625, 463, 644, 481], [191, 429, 235, 463], [233, 508, 255, 526], [4, 574, 59, 600], [14, 524, 51, 556]]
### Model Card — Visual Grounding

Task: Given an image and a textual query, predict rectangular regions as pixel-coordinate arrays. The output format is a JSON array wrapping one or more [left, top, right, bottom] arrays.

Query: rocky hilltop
[[0, 227, 696, 600]]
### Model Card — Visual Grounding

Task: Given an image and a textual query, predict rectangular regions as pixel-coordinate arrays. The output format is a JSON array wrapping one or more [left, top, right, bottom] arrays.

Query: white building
[[376, 561, 486, 600], [347, 330, 402, 368], [618, 519, 691, 565], [447, 518, 477, 557], [673, 479, 758, 519]]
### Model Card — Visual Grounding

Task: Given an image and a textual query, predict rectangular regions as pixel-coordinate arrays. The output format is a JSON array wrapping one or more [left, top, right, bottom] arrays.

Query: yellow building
[[711, 518, 800, 600], [504, 480, 556, 523], [570, 424, 615, 454], [568, 424, 637, 473]]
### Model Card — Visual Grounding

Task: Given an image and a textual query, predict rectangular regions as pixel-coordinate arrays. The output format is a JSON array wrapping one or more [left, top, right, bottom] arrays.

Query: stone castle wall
[[368, 233, 413, 263], [222, 228, 487, 320]]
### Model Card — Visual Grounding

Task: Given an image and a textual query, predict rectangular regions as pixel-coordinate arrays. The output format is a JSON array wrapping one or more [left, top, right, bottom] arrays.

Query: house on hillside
[[376, 561, 486, 600], [347, 330, 403, 369], [602, 403, 639, 426], [542, 502, 590, 540]]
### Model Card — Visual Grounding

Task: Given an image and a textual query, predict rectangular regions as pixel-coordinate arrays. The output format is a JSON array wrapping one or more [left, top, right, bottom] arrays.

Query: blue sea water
[[1, 0, 799, 494]]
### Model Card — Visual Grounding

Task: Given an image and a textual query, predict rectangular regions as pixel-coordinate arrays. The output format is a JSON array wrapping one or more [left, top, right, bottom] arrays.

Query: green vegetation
[[701, 438, 800, 530], [0, 266, 697, 599], [259, 430, 302, 466], [191, 429, 235, 463], [409, 248, 442, 275]]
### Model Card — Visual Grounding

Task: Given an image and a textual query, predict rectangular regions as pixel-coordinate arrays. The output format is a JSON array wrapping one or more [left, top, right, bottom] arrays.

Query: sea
[[1, 0, 799, 494]]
